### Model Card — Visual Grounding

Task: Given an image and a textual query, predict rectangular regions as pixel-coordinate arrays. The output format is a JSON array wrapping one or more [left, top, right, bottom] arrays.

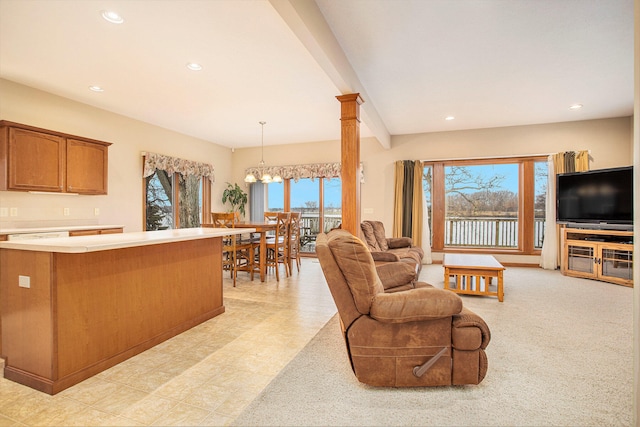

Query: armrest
[[452, 307, 491, 350], [376, 262, 416, 291], [369, 287, 462, 323], [387, 237, 413, 249], [370, 251, 400, 262]]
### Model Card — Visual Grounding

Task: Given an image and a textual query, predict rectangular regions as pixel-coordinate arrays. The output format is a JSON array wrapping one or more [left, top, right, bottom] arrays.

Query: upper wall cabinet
[[0, 121, 112, 195]]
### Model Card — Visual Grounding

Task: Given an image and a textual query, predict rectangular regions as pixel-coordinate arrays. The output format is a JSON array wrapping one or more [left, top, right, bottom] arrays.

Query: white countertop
[[0, 227, 255, 253], [0, 224, 124, 234]]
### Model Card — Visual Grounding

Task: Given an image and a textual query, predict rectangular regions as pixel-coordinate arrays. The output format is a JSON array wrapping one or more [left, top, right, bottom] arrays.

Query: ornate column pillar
[[336, 93, 363, 236]]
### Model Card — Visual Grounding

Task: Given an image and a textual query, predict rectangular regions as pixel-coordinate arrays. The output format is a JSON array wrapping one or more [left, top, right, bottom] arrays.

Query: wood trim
[[431, 163, 445, 250], [202, 177, 212, 224], [283, 179, 291, 212], [520, 160, 535, 253], [337, 94, 363, 236]]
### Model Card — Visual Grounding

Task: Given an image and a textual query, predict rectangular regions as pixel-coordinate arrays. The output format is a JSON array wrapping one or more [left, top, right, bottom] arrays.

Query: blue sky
[[451, 164, 520, 193], [267, 178, 341, 210]]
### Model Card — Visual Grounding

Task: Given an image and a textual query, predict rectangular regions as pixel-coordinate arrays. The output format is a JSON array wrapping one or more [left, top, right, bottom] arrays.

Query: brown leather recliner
[[316, 229, 490, 387], [360, 220, 424, 276]]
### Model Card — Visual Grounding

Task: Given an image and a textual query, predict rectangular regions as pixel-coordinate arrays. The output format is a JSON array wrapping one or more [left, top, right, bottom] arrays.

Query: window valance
[[244, 162, 363, 183], [142, 152, 215, 182]]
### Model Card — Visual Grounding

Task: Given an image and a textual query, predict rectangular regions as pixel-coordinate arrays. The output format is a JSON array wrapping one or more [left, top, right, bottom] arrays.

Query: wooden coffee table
[[443, 254, 505, 302]]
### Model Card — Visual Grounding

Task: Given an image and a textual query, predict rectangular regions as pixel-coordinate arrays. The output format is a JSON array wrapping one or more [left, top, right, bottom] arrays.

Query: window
[[266, 182, 284, 212], [178, 174, 203, 228], [323, 178, 342, 232], [291, 178, 320, 253], [265, 177, 342, 254], [534, 160, 548, 249], [145, 169, 174, 230], [424, 156, 546, 254], [142, 153, 213, 231], [145, 170, 207, 230]]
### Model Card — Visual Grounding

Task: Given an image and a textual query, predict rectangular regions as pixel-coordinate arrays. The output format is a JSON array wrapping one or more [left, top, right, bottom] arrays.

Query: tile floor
[[0, 258, 337, 426]]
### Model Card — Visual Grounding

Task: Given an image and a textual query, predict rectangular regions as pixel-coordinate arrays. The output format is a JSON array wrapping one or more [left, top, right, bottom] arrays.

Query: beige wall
[[235, 116, 633, 263], [1, 77, 633, 262], [0, 79, 233, 232]]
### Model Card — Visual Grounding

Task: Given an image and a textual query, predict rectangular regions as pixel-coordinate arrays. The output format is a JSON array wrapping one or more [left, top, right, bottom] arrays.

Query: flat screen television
[[556, 166, 633, 228]]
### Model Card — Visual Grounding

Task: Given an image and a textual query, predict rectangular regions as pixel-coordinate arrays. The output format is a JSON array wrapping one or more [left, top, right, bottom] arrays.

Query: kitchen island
[[0, 227, 253, 394]]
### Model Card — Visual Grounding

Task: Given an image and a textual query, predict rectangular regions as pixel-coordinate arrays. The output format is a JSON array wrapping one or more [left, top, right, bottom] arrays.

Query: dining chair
[[288, 212, 302, 272], [265, 212, 290, 281], [211, 212, 254, 286]]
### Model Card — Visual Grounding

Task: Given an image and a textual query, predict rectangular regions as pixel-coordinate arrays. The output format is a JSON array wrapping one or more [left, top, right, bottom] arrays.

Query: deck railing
[[445, 217, 545, 248], [297, 213, 546, 252]]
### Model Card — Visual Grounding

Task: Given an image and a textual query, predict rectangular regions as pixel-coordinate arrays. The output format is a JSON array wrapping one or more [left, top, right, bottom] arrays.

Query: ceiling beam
[[269, 0, 391, 149]]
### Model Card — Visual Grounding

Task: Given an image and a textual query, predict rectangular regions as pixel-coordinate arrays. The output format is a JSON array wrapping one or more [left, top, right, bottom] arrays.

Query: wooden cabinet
[[66, 139, 109, 194], [561, 228, 633, 287], [0, 237, 224, 394], [5, 127, 65, 192], [0, 121, 111, 195]]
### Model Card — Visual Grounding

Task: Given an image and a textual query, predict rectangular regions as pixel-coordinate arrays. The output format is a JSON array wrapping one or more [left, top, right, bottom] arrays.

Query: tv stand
[[565, 222, 633, 232], [561, 227, 633, 287]]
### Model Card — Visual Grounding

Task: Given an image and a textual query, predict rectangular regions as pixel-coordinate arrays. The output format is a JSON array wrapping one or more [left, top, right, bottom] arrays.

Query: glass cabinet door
[[567, 244, 595, 275], [601, 248, 633, 281]]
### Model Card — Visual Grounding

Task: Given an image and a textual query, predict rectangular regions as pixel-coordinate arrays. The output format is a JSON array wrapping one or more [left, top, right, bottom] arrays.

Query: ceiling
[[0, 0, 634, 149]]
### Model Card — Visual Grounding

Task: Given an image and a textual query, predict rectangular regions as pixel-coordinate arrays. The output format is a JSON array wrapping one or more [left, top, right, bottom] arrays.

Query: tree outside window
[[145, 169, 205, 231]]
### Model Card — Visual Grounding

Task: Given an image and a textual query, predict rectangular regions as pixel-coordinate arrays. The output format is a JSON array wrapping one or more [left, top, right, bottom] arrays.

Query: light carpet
[[233, 265, 633, 427]]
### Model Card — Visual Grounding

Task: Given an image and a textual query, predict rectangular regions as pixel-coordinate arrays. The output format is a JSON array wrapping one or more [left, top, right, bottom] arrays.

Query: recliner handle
[[412, 347, 448, 378]]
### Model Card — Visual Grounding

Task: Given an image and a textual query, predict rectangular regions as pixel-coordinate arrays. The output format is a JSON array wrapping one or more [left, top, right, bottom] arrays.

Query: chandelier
[[244, 121, 282, 184]]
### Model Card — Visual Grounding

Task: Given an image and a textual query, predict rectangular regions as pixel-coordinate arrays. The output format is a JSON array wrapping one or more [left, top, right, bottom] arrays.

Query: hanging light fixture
[[244, 121, 282, 183], [258, 121, 272, 183]]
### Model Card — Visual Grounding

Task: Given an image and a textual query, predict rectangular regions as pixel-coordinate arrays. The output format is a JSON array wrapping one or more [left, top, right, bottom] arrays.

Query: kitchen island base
[[0, 237, 223, 394]]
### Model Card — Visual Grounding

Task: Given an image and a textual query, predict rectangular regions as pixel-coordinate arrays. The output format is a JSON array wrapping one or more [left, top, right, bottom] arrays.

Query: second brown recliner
[[316, 229, 490, 387], [360, 220, 424, 277]]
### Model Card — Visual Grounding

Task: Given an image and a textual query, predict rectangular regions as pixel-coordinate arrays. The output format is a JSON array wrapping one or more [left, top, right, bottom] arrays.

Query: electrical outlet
[[63, 207, 70, 216], [10, 207, 18, 217], [364, 208, 374, 214], [94, 208, 100, 216], [19, 275, 30, 288], [0, 207, 8, 217]]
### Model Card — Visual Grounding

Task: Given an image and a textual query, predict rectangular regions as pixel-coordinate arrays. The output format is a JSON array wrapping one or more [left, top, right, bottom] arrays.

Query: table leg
[[498, 271, 504, 302], [260, 232, 266, 282], [444, 267, 450, 291]]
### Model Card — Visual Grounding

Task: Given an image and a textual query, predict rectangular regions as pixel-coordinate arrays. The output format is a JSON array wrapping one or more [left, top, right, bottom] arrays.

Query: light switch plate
[[19, 275, 30, 288], [0, 207, 7, 217]]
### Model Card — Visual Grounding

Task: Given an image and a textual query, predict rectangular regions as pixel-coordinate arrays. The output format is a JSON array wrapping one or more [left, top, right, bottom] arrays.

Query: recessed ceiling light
[[445, 116, 455, 121], [186, 63, 203, 71], [88, 85, 104, 92], [569, 104, 583, 110], [101, 10, 124, 24]]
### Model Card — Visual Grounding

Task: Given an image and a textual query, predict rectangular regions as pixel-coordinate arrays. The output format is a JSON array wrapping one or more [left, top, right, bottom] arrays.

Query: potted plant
[[222, 182, 248, 217]]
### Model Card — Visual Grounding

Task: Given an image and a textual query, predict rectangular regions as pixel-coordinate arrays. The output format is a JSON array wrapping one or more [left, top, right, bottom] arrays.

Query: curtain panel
[[142, 151, 215, 182], [393, 160, 424, 250], [540, 150, 590, 270]]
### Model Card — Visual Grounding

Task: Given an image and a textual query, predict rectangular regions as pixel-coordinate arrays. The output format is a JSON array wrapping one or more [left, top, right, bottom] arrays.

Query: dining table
[[234, 221, 277, 282]]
